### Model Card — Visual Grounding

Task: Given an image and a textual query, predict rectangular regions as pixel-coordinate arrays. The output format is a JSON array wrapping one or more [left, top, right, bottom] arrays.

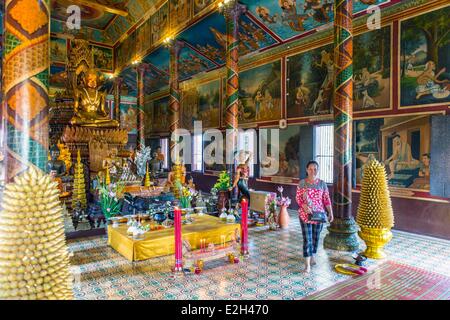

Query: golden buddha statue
[[71, 69, 119, 128]]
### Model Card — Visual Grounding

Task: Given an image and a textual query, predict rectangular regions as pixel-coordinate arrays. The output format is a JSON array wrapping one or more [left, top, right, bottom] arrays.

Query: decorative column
[[113, 77, 123, 125], [223, 1, 246, 184], [3, 0, 50, 181], [168, 40, 184, 165], [324, 0, 359, 251], [136, 64, 147, 150]]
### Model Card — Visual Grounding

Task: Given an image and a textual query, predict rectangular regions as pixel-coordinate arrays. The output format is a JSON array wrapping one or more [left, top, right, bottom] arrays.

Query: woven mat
[[304, 261, 450, 300]]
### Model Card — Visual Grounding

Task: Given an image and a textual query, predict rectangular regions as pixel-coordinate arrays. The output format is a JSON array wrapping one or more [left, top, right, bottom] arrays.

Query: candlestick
[[240, 198, 249, 255], [174, 206, 183, 272]]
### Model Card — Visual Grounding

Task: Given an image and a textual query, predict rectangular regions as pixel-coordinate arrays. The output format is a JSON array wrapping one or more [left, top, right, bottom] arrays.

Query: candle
[[174, 206, 183, 271], [240, 198, 249, 255]]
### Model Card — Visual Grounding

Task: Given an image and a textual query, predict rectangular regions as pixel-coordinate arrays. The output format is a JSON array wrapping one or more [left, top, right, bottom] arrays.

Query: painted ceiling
[[112, 0, 391, 94]]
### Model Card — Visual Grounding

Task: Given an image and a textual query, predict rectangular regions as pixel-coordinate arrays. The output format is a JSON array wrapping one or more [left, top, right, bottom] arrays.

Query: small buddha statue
[[71, 69, 119, 128], [102, 147, 122, 177], [47, 144, 66, 177]]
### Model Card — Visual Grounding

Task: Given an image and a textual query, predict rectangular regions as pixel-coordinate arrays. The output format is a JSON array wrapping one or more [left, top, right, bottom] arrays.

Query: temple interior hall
[[0, 0, 449, 301]]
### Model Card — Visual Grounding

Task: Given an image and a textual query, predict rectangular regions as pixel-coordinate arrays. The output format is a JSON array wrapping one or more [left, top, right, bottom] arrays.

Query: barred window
[[314, 124, 333, 184]]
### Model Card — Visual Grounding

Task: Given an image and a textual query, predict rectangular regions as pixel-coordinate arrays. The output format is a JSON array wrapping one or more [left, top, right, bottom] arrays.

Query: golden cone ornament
[[144, 163, 151, 187], [356, 159, 394, 259], [72, 150, 87, 208], [0, 167, 74, 299]]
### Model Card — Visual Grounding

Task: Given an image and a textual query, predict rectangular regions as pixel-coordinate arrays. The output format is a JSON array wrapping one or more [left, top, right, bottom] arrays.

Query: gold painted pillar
[[323, 0, 359, 251], [3, 0, 50, 181], [113, 77, 123, 125], [136, 64, 147, 150], [168, 40, 184, 164]]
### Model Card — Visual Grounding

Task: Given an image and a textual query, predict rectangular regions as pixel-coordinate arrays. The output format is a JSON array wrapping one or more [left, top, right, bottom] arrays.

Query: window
[[160, 138, 169, 169], [238, 130, 256, 177], [192, 132, 203, 172], [313, 124, 333, 184]]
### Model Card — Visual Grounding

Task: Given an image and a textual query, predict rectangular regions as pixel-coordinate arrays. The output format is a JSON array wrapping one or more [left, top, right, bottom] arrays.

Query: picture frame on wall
[[399, 6, 450, 108]]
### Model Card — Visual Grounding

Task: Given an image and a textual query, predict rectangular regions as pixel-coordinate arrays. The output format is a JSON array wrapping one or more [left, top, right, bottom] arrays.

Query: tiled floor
[[68, 210, 450, 300]]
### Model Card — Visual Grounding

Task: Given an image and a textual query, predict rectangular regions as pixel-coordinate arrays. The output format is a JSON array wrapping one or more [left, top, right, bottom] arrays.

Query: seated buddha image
[[70, 69, 119, 128]]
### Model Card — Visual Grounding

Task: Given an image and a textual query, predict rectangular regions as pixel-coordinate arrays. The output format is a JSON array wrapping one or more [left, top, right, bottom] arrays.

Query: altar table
[[107, 214, 241, 261]]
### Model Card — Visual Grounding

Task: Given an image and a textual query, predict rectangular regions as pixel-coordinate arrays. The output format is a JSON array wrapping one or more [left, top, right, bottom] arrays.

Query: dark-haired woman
[[296, 160, 334, 273]]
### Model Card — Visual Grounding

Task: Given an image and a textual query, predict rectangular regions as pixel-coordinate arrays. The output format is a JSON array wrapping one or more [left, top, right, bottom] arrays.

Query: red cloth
[[296, 178, 331, 224]]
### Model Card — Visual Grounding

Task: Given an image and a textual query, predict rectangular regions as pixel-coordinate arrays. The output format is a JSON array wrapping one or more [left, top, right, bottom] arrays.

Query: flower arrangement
[[276, 186, 291, 207], [180, 186, 195, 209], [213, 171, 231, 191], [97, 181, 124, 219]]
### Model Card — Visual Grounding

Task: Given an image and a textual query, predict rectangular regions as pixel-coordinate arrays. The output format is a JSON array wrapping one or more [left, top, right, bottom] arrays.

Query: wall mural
[[400, 6, 450, 107], [194, 0, 214, 16], [203, 133, 226, 172], [170, 0, 191, 30], [182, 79, 221, 130], [242, 0, 389, 41], [91, 45, 113, 72], [120, 103, 138, 135], [136, 18, 152, 55], [287, 43, 333, 118], [355, 115, 431, 190], [353, 25, 391, 112], [260, 125, 301, 178], [224, 61, 281, 124], [145, 96, 170, 133], [50, 36, 67, 63], [50, 64, 67, 88]]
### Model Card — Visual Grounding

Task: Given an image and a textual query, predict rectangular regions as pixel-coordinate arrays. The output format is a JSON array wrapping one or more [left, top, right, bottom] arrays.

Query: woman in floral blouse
[[296, 161, 334, 273]]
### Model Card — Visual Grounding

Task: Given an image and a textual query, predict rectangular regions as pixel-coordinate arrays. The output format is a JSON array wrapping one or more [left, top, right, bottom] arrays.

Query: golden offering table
[[107, 214, 241, 262]]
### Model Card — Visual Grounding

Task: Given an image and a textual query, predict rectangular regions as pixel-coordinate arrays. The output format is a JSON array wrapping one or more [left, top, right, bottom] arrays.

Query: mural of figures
[[227, 61, 281, 124], [182, 80, 221, 130], [151, 10, 161, 44], [50, 37, 67, 63], [145, 97, 170, 133], [120, 104, 137, 134], [353, 26, 391, 112], [170, 0, 191, 30], [91, 45, 113, 71], [400, 7, 450, 107], [287, 44, 333, 118], [50, 64, 66, 87], [355, 115, 431, 190], [242, 0, 388, 41], [261, 125, 301, 178], [194, 0, 213, 16], [160, 2, 170, 38], [179, 48, 216, 80]]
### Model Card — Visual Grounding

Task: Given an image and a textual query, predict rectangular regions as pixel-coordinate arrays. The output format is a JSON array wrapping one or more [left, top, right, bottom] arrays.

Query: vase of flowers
[[213, 171, 231, 212], [276, 186, 291, 229], [97, 181, 124, 221], [180, 186, 194, 209], [265, 192, 278, 230]]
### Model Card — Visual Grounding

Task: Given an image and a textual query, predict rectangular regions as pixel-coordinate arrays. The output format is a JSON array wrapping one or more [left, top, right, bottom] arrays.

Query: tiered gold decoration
[[72, 150, 87, 209], [61, 126, 128, 144], [171, 162, 183, 199], [356, 159, 394, 259], [105, 166, 111, 186], [144, 163, 151, 187], [0, 168, 73, 299]]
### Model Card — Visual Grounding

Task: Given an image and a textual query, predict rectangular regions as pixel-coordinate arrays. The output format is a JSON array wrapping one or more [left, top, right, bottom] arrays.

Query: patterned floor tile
[[68, 210, 450, 299]]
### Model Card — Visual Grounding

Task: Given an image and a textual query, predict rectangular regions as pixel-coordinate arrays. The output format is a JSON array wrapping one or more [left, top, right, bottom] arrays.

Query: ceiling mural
[[241, 0, 391, 41]]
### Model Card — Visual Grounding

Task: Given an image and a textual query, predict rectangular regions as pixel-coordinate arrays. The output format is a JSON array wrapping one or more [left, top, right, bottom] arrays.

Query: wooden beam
[[68, 0, 128, 17]]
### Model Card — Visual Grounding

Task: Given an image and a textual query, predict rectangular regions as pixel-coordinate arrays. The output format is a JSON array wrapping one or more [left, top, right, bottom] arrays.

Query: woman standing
[[230, 150, 252, 202], [296, 161, 334, 273]]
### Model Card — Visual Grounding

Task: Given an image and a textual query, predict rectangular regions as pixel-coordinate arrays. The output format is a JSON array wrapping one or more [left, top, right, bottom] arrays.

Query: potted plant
[[265, 192, 278, 230], [276, 186, 291, 229], [213, 171, 231, 211]]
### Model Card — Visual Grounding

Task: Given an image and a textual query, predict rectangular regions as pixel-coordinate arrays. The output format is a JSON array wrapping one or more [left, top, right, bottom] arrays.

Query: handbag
[[309, 211, 328, 223]]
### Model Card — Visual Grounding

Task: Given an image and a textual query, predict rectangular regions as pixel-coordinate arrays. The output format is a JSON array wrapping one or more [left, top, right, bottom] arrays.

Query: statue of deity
[[70, 69, 119, 128], [47, 144, 66, 177]]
